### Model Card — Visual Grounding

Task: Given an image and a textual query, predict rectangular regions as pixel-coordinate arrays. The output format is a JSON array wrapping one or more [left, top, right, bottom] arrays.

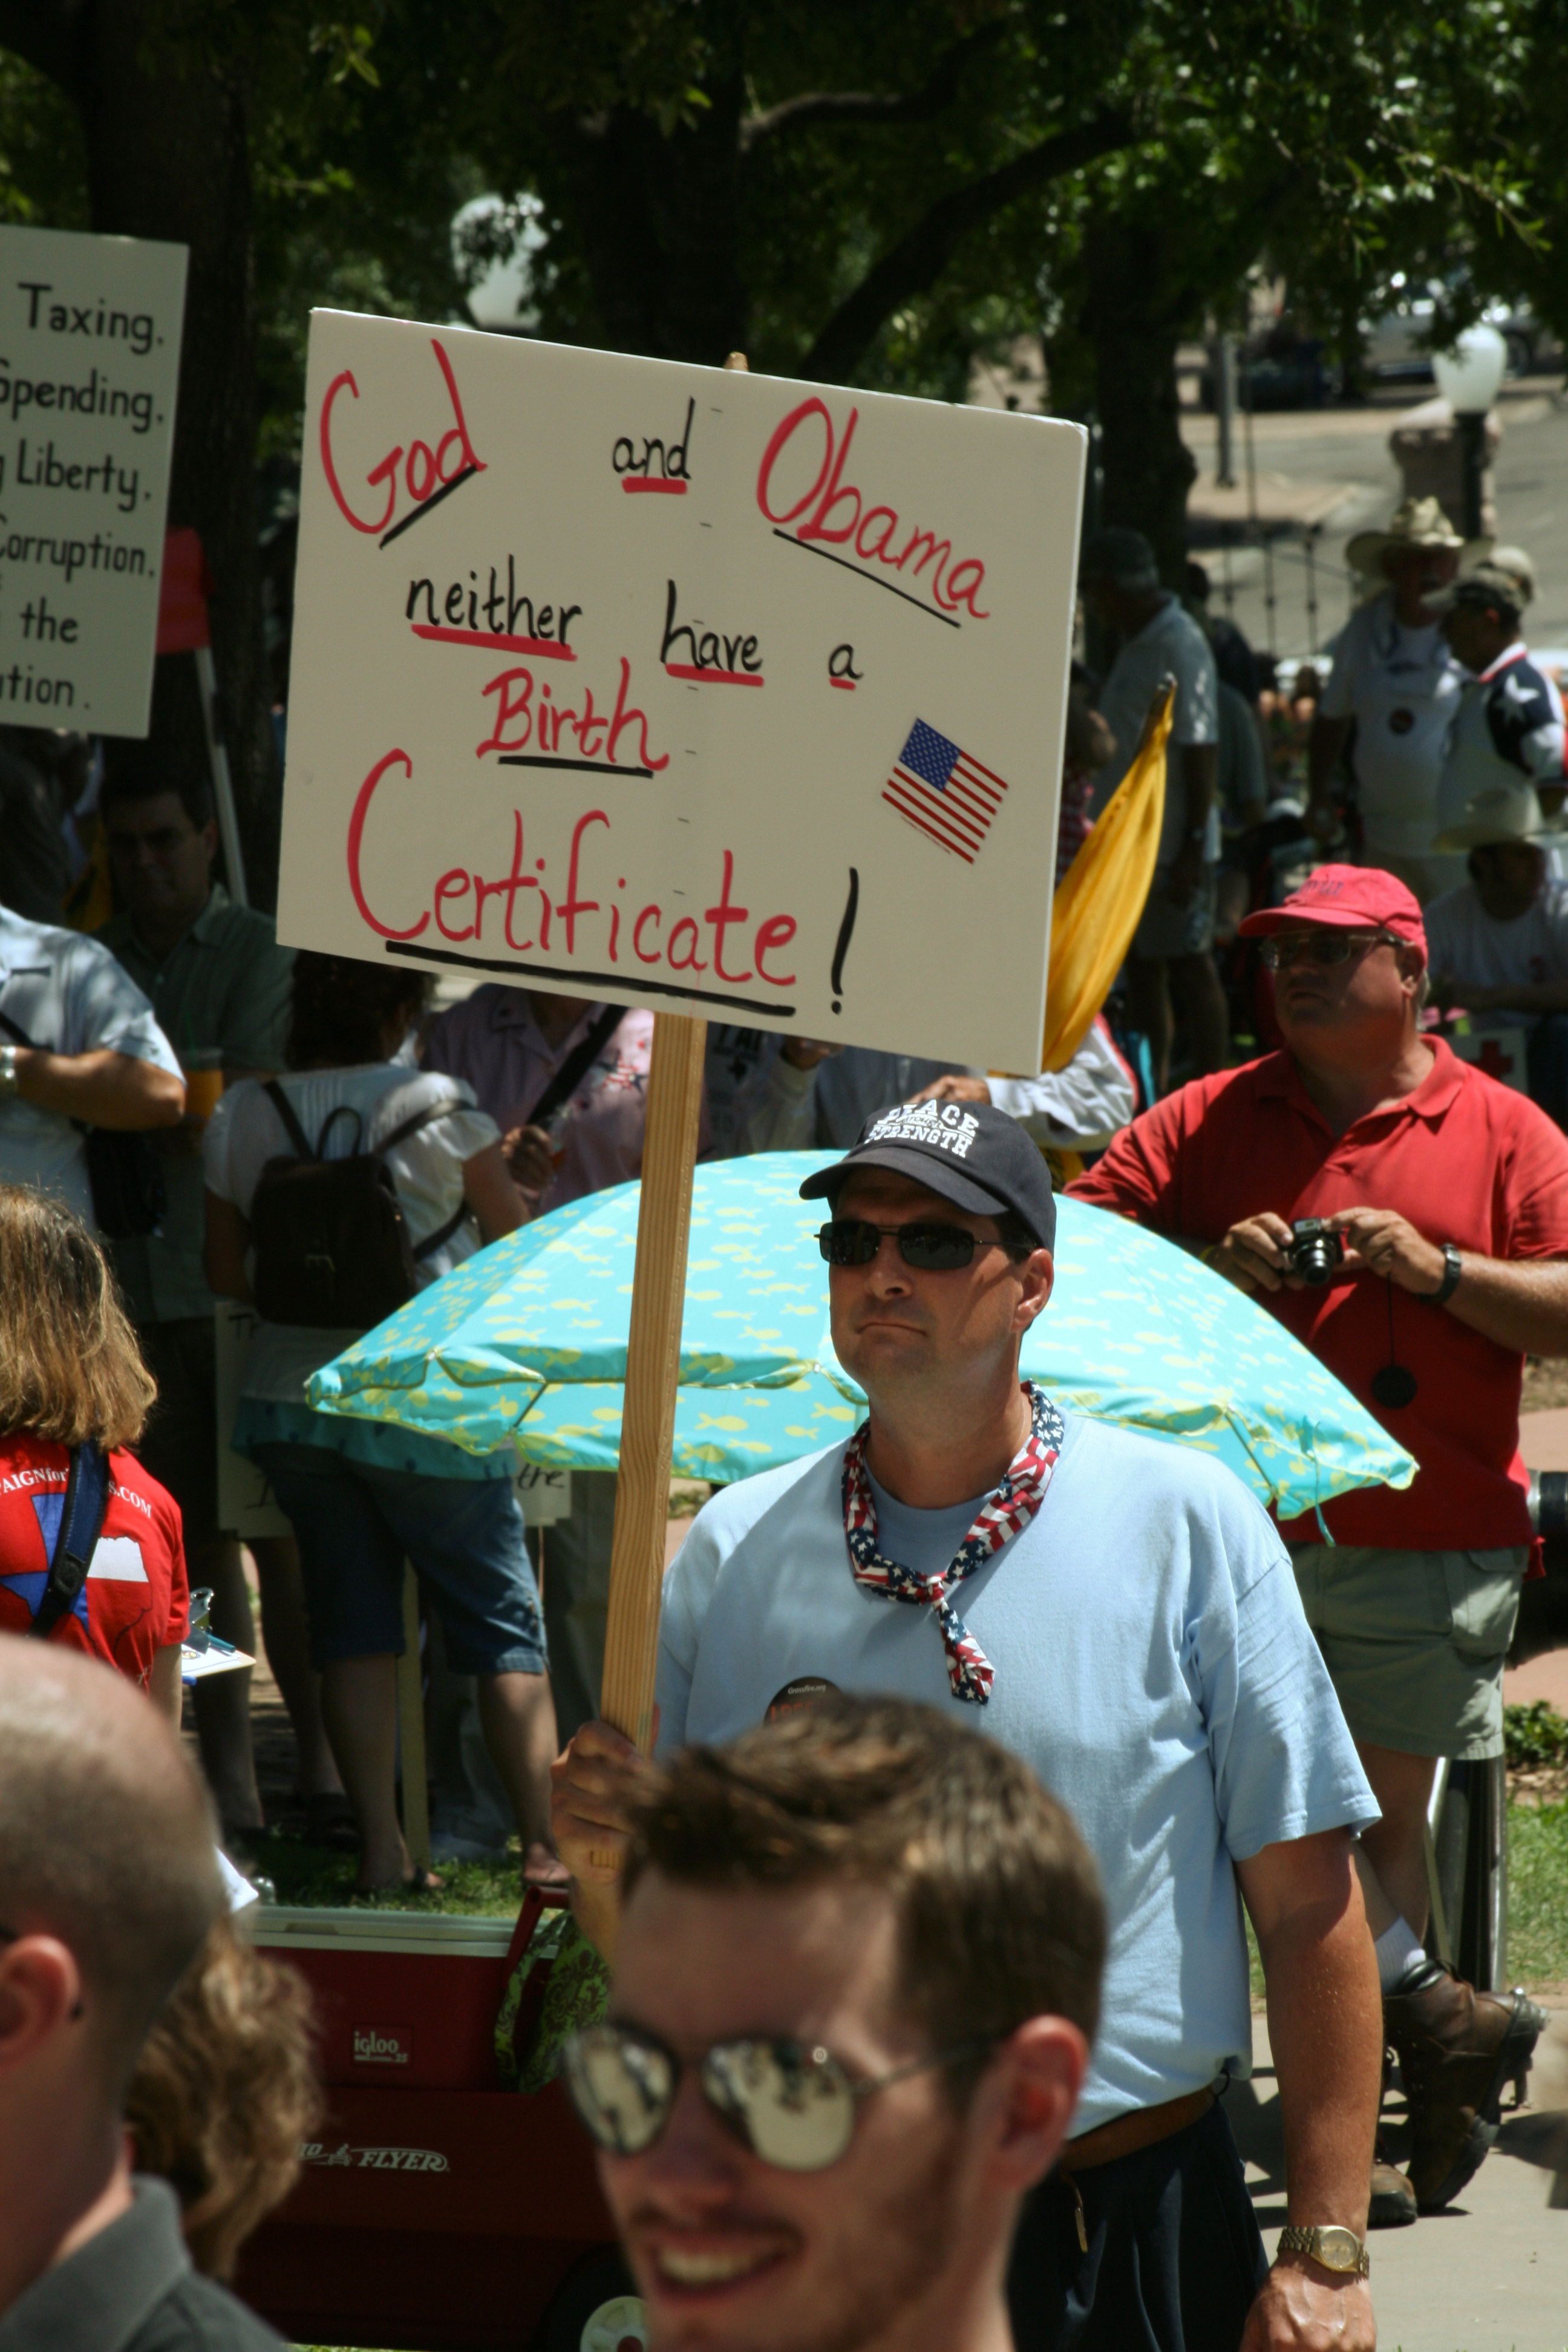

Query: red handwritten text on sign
[[757, 397, 990, 621], [345, 753, 797, 988], [320, 339, 485, 540]]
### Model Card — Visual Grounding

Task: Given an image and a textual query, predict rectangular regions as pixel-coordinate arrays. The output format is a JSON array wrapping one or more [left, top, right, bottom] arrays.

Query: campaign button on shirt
[[766, 1675, 840, 1722], [0, 1434, 189, 1693]]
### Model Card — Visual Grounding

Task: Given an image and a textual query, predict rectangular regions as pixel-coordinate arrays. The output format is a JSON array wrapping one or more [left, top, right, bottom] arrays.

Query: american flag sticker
[[883, 720, 1008, 863]]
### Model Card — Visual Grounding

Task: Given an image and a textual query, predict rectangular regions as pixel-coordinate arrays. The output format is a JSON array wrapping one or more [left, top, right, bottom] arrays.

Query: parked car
[[1362, 279, 1541, 382]]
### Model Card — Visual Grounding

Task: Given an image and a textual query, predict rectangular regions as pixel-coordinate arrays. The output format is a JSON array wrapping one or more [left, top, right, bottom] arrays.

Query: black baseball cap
[[799, 1099, 1056, 1250]]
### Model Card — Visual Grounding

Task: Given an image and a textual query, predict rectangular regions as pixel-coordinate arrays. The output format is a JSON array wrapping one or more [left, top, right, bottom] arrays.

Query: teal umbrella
[[308, 1152, 1414, 1520]]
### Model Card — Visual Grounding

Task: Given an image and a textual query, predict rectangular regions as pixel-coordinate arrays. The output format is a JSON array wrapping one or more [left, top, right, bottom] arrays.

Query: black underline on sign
[[387, 939, 794, 1018], [771, 531, 961, 627], [498, 754, 656, 779], [379, 465, 483, 548]]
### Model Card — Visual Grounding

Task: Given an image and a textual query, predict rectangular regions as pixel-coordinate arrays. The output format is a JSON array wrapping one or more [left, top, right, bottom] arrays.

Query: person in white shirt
[[1426, 564, 1567, 843], [1079, 529, 1226, 1096], [0, 905, 185, 1226], [738, 1024, 1137, 1166], [1308, 498, 1468, 903], [1428, 780, 1568, 1126]]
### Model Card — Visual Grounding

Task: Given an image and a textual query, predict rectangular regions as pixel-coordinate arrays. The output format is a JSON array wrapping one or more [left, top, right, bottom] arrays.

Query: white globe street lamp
[[1432, 323, 1508, 540], [451, 194, 547, 334]]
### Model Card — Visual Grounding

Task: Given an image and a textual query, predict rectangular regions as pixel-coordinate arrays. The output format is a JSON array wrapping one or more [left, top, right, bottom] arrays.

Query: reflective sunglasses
[[817, 1218, 985, 1271], [1258, 929, 1398, 973], [561, 2021, 993, 2172]]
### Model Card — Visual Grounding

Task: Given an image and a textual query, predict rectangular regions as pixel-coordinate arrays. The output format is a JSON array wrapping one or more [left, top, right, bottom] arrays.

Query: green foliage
[[0, 50, 85, 228], [0, 1, 1552, 478], [1504, 1699, 1568, 1770]]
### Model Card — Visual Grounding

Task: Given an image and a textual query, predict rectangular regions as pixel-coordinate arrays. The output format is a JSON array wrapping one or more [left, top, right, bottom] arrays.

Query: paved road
[[1178, 380, 1568, 666], [1236, 2014, 1568, 2352]]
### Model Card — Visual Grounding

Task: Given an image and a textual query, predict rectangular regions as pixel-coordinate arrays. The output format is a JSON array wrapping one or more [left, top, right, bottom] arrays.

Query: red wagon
[[234, 1900, 639, 2352]]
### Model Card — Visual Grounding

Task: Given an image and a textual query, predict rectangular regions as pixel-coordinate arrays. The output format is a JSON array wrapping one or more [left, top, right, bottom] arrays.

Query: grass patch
[[250, 1830, 517, 1916], [1507, 1797, 1568, 1984], [1241, 1802, 1568, 2000]]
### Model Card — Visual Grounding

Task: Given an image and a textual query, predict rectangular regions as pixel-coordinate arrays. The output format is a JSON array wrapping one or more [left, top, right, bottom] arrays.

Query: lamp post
[[451, 193, 547, 333], [1432, 324, 1508, 541]]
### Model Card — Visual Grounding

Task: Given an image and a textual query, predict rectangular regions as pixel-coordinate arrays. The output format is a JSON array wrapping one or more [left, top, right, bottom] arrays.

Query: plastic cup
[[180, 1049, 223, 1125]]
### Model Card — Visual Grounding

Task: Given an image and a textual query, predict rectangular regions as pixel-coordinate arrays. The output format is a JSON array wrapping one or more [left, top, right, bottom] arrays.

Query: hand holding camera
[[1207, 1205, 1446, 1299]]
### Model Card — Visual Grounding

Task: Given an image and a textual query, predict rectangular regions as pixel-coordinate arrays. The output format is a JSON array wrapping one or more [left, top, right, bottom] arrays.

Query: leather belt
[[1059, 2085, 1217, 2174]]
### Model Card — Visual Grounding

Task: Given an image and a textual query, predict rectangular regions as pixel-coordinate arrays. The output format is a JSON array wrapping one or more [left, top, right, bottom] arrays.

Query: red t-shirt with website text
[[1068, 1041, 1568, 1549], [0, 1435, 189, 1693]]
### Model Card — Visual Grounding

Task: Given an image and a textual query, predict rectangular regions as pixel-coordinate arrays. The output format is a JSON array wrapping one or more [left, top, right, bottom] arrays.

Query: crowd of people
[[1, 484, 1566, 2352]]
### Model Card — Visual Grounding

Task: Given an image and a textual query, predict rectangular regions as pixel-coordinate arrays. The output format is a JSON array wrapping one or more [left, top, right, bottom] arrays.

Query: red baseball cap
[[1238, 864, 1427, 961]]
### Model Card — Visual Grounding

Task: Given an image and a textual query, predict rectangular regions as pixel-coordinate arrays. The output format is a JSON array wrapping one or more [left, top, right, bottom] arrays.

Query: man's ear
[[0, 1937, 84, 2077], [965, 2014, 1086, 2195], [1013, 1248, 1054, 1333]]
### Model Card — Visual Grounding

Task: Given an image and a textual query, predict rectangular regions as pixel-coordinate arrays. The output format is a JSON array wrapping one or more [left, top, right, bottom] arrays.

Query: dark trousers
[[1008, 2102, 1267, 2352]]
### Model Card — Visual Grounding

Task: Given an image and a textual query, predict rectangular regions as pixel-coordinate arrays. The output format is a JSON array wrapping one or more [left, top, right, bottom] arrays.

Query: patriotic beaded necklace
[[841, 1382, 1064, 1705]]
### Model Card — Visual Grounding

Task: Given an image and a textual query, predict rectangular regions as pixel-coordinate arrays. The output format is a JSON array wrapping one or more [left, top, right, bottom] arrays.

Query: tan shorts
[[1289, 1543, 1529, 1761]]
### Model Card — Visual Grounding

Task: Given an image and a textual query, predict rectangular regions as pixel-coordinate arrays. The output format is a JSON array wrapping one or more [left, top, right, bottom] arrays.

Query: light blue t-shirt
[[657, 1410, 1378, 2135]]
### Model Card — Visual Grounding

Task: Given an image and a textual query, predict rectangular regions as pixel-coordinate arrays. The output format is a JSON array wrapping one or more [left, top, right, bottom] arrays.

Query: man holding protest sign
[[554, 1103, 1383, 2352]]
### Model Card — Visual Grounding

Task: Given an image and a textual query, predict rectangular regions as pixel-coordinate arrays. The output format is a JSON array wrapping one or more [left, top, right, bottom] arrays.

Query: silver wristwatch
[[1278, 2223, 1369, 2278], [0, 1044, 18, 1099]]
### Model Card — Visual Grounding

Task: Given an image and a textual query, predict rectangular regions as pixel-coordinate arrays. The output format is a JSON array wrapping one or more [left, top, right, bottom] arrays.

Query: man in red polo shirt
[[1070, 865, 1564, 2222]]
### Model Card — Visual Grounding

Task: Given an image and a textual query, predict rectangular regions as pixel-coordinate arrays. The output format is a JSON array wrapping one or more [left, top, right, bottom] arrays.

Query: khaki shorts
[[1290, 1544, 1528, 1760]]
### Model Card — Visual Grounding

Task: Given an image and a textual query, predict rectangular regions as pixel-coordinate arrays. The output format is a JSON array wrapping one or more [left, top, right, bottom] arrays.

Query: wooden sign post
[[596, 1010, 708, 1756]]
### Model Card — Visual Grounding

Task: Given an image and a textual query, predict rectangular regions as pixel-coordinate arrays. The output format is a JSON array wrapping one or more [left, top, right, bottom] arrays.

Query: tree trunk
[[1077, 220, 1195, 590], [1, 1, 277, 905], [549, 77, 751, 364]]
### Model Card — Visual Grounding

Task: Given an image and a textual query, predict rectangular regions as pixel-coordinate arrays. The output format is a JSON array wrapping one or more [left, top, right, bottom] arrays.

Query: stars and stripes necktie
[[840, 1383, 1064, 1705]]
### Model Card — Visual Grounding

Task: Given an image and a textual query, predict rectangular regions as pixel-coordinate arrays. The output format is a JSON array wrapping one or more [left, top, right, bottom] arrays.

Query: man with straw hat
[[1428, 778, 1568, 1124], [1307, 497, 1468, 901]]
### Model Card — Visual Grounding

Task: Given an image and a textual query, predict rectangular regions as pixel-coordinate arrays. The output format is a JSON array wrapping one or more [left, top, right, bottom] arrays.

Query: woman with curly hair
[[0, 1184, 189, 1713], [127, 1912, 321, 2282], [204, 954, 558, 1894]]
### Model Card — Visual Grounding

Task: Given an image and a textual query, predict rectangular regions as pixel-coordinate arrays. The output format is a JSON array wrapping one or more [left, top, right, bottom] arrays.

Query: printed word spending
[[280, 313, 1083, 1074]]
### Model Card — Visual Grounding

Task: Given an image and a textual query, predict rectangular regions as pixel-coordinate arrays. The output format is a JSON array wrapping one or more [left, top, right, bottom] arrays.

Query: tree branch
[[801, 106, 1137, 384], [739, 23, 1006, 154], [0, 0, 88, 100]]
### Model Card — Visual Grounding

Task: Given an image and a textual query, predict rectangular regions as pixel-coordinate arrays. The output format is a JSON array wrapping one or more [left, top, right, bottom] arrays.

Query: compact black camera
[[1286, 1217, 1344, 1285]]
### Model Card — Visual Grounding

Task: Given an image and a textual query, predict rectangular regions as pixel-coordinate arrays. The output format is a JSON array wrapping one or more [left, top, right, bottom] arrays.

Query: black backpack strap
[[412, 1202, 469, 1263], [376, 1092, 461, 1155], [30, 1442, 113, 1642], [526, 1004, 624, 1132], [264, 1079, 316, 1160]]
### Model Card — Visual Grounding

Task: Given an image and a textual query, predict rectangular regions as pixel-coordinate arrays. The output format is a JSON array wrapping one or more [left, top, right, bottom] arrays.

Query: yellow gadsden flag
[[1040, 677, 1172, 1073]]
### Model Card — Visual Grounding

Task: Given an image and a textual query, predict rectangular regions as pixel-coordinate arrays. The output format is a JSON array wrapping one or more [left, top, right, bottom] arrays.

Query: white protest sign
[[278, 315, 1083, 1073], [514, 1458, 572, 1524], [0, 225, 187, 734]]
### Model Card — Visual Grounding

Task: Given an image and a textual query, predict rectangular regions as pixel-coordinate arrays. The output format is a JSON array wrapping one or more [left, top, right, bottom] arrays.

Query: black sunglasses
[[817, 1218, 988, 1271], [561, 2021, 993, 2172]]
